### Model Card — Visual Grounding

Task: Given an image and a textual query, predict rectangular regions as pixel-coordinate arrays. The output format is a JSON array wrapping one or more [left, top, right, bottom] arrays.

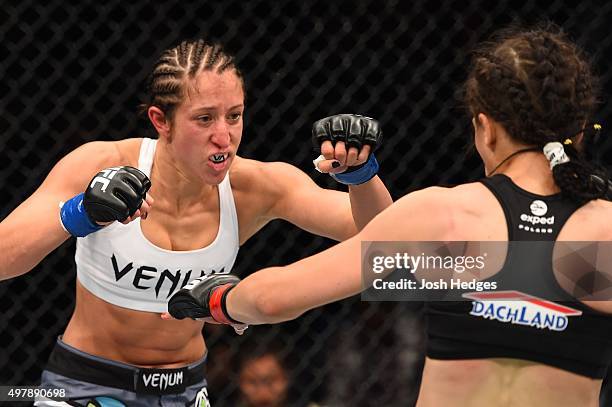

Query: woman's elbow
[[253, 290, 305, 324]]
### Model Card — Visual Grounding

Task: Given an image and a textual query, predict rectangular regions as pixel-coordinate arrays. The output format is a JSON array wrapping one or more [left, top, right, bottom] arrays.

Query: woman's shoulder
[[564, 199, 612, 240], [228, 156, 264, 189], [413, 182, 494, 211], [113, 137, 145, 166], [397, 182, 502, 240], [228, 156, 303, 192], [70, 137, 143, 168], [390, 182, 489, 214]]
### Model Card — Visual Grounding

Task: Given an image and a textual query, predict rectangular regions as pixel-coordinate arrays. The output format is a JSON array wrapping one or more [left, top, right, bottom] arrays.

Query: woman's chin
[[202, 167, 229, 184]]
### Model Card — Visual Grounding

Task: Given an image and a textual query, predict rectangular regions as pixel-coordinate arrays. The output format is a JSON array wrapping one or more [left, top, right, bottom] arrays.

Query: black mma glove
[[60, 166, 151, 237], [311, 114, 382, 185], [312, 113, 383, 152], [84, 166, 151, 222], [168, 274, 247, 333]]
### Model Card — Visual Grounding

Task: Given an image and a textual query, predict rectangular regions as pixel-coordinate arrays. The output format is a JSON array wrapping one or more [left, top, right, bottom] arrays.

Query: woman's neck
[[150, 140, 218, 212], [499, 150, 560, 195]]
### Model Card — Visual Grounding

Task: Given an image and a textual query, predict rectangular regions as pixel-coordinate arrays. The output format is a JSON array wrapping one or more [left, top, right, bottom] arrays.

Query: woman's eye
[[198, 115, 212, 123], [228, 113, 242, 121]]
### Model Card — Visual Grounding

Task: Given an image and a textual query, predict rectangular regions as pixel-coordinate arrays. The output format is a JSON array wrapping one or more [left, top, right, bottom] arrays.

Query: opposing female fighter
[[170, 28, 612, 407]]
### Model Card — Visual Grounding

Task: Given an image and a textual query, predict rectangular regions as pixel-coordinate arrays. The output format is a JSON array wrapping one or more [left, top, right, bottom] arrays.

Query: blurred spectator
[[238, 346, 323, 407], [239, 350, 288, 407]]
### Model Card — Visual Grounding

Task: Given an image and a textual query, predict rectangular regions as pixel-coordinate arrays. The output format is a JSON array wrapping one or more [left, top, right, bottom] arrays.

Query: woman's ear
[[477, 113, 497, 150], [148, 106, 171, 140]]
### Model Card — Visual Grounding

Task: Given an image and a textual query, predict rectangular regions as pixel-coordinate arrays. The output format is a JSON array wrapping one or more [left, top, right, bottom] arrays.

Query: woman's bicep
[[265, 161, 357, 240]]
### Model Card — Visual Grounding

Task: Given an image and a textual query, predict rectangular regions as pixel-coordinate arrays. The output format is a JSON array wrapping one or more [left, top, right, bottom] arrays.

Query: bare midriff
[[62, 281, 206, 367]]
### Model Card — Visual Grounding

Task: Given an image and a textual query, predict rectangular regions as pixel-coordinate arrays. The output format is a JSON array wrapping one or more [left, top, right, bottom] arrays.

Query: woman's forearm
[[348, 175, 393, 230], [0, 218, 69, 280]]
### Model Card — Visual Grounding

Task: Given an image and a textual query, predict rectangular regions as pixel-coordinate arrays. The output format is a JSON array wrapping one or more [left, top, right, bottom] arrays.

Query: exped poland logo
[[520, 200, 554, 233], [463, 291, 582, 331], [530, 200, 548, 216]]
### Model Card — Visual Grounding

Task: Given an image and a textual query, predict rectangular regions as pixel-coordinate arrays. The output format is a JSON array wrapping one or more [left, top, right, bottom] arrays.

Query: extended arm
[[225, 192, 435, 323], [167, 187, 451, 324]]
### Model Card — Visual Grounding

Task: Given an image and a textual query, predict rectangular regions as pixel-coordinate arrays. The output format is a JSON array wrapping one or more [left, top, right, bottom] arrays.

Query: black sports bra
[[425, 174, 612, 378]]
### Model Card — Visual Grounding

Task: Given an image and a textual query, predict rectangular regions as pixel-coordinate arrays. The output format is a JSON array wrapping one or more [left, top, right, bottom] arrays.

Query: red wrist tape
[[209, 283, 238, 324]]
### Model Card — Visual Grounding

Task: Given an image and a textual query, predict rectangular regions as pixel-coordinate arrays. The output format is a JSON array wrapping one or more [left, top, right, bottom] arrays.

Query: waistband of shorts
[[45, 336, 207, 394]]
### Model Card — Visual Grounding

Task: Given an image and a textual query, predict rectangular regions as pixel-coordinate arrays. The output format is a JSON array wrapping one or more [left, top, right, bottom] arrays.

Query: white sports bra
[[75, 138, 240, 312]]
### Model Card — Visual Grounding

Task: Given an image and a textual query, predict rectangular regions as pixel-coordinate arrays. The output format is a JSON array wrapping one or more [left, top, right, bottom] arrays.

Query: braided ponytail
[[546, 137, 611, 204]]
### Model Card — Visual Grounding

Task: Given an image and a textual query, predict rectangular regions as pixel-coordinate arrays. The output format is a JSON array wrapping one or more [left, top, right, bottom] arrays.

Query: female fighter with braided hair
[[0, 39, 391, 406], [168, 27, 612, 406]]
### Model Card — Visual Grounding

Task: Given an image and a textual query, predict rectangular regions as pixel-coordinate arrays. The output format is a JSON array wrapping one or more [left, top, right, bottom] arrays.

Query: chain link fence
[[2, 1, 612, 406]]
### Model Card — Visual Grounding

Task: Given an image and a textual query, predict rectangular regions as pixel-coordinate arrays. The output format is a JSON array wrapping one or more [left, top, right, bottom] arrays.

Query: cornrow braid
[[465, 25, 607, 204], [177, 41, 190, 68], [188, 40, 208, 76], [552, 143, 610, 205], [205, 45, 223, 70], [140, 39, 245, 118]]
